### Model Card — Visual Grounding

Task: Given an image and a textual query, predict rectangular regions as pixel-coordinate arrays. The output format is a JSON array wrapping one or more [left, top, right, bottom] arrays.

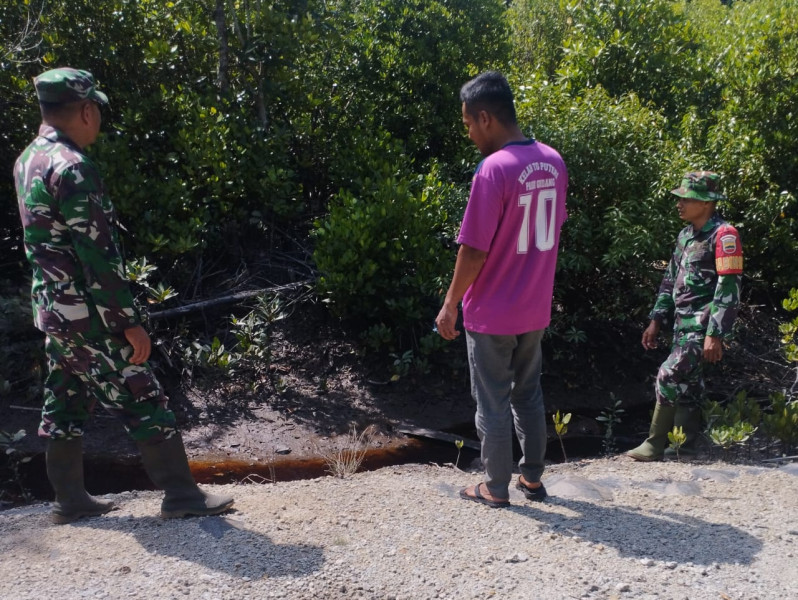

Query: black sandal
[[459, 483, 510, 508], [516, 478, 548, 502]]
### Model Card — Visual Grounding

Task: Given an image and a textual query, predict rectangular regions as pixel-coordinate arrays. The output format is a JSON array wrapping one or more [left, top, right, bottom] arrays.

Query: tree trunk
[[213, 0, 230, 94]]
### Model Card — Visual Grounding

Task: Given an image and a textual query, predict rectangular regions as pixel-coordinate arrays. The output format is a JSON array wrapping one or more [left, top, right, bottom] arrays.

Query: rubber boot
[[138, 433, 234, 518], [46, 437, 115, 524], [626, 403, 677, 462], [664, 404, 701, 457]]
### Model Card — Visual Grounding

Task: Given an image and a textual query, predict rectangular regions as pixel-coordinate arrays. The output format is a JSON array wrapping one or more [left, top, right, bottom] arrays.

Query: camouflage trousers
[[654, 333, 705, 408], [40, 330, 176, 442]]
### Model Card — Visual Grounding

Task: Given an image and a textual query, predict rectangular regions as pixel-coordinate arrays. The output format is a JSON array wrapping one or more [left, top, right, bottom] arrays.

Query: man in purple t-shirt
[[436, 71, 568, 508]]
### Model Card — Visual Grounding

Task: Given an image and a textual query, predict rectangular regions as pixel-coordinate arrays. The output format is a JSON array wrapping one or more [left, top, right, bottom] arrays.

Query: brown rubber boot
[[626, 403, 677, 462], [138, 433, 234, 518], [46, 437, 115, 524]]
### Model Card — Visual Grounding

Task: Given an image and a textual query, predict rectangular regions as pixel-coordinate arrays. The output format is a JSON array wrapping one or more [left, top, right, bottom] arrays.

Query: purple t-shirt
[[457, 139, 568, 335]]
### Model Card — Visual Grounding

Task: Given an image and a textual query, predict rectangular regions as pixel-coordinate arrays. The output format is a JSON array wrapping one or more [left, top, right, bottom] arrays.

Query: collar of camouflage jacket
[[37, 123, 83, 152]]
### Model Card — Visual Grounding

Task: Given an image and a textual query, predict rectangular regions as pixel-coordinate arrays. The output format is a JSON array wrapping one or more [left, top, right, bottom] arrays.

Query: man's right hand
[[641, 320, 661, 350], [435, 302, 460, 341], [124, 325, 152, 364]]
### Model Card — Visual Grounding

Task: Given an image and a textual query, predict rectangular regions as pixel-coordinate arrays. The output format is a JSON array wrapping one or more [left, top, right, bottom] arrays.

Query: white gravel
[[1, 457, 797, 600]]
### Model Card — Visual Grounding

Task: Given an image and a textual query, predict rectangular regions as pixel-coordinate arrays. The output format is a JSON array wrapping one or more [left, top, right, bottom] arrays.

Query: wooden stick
[[397, 427, 480, 450], [761, 455, 798, 463]]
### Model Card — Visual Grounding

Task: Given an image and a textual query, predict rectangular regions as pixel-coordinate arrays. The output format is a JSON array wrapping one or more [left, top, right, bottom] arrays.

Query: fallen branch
[[761, 455, 798, 463], [397, 427, 480, 450], [147, 280, 312, 320]]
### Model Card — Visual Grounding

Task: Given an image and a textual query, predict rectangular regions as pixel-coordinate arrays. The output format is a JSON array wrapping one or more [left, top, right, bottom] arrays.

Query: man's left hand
[[703, 335, 723, 363]]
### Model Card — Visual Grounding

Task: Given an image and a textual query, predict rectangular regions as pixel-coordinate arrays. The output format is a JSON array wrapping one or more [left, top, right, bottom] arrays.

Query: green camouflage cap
[[671, 171, 726, 202], [34, 67, 109, 106]]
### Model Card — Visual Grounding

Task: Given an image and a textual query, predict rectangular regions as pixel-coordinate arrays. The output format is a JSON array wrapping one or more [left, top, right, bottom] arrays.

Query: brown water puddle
[[7, 423, 616, 505], [11, 436, 469, 503]]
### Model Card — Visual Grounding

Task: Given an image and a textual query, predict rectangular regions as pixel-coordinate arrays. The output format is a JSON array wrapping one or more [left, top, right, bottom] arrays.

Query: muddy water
[[14, 437, 476, 502], [12, 433, 633, 505]]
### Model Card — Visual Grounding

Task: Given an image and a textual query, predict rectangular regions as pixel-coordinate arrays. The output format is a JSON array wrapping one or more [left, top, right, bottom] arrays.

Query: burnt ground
[[1, 292, 794, 501]]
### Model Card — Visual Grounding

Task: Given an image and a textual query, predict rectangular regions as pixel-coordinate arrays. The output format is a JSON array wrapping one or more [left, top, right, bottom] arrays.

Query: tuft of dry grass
[[315, 426, 375, 478]]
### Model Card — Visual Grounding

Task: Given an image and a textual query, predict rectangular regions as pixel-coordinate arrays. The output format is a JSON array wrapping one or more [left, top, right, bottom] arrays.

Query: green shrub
[[781, 289, 798, 364], [762, 393, 798, 455], [322, 0, 509, 165], [314, 153, 464, 335], [704, 391, 761, 455], [506, 0, 570, 79], [555, 0, 708, 119], [701, 0, 798, 291], [5, 0, 798, 350], [515, 82, 677, 320]]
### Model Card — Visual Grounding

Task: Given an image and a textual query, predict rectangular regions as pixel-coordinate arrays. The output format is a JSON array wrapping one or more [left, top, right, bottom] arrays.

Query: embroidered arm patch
[[715, 224, 743, 275]]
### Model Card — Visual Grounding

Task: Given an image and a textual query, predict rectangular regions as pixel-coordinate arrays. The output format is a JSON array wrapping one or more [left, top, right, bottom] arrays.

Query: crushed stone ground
[[1, 456, 797, 600]]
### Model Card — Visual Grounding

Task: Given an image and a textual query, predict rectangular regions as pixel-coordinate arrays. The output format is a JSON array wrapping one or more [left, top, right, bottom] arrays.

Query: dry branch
[[147, 280, 312, 320]]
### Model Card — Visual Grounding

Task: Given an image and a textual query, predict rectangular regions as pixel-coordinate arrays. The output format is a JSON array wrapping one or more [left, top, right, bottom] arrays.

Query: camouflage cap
[[34, 67, 109, 106], [671, 171, 726, 202]]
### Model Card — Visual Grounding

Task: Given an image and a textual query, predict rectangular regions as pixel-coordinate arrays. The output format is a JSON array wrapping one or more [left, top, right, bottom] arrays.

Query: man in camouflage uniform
[[627, 171, 743, 461], [14, 67, 233, 522]]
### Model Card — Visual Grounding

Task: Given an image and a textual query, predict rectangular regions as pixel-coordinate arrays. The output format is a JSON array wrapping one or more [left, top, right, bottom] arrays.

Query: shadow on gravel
[[73, 514, 324, 579], [509, 498, 762, 566]]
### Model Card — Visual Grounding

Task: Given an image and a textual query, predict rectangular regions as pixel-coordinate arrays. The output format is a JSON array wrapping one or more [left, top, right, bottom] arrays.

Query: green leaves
[[553, 410, 571, 462], [667, 426, 686, 458], [553, 410, 571, 436], [4, 0, 797, 350], [313, 159, 461, 334], [508, 0, 798, 323], [780, 289, 798, 366], [515, 82, 673, 320], [553, 0, 705, 119], [762, 393, 798, 454], [708, 422, 757, 451]]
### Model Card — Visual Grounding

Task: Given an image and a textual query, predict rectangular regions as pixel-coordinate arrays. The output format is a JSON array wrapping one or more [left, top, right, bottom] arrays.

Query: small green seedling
[[553, 411, 571, 462], [668, 425, 687, 460], [454, 439, 464, 470], [147, 282, 178, 304]]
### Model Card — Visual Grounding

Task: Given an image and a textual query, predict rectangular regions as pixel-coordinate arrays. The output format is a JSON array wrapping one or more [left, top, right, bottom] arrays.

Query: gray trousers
[[466, 329, 547, 499]]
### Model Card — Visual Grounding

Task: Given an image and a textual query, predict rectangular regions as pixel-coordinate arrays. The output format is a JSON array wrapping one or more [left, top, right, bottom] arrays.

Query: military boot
[[626, 403, 677, 462], [138, 433, 234, 518], [46, 437, 115, 524], [664, 404, 701, 457]]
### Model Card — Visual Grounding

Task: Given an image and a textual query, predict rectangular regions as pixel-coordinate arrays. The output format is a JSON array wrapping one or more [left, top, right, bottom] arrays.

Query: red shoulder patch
[[715, 224, 743, 275]]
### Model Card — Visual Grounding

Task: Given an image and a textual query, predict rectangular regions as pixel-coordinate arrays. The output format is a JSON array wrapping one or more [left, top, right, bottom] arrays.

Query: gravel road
[[1, 456, 796, 600]]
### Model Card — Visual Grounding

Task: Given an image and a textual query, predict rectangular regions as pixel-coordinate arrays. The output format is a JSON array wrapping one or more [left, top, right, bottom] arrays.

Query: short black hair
[[39, 99, 86, 121], [459, 71, 517, 127]]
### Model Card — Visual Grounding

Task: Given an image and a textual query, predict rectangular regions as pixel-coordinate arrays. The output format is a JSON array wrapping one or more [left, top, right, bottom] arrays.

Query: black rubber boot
[[138, 433, 234, 518], [46, 437, 115, 524], [664, 404, 701, 457], [626, 403, 677, 462]]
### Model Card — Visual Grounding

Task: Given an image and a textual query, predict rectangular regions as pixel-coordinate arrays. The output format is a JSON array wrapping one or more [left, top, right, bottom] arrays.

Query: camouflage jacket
[[14, 124, 139, 335], [650, 213, 742, 339]]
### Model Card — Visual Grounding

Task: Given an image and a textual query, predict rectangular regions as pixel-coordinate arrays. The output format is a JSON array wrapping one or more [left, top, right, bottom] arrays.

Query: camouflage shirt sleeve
[[649, 252, 677, 323], [56, 159, 139, 333], [706, 273, 741, 338]]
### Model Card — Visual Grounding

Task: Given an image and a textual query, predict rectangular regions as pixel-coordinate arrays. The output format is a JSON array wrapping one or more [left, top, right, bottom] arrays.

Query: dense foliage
[[509, 0, 798, 320], [1, 0, 796, 349]]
